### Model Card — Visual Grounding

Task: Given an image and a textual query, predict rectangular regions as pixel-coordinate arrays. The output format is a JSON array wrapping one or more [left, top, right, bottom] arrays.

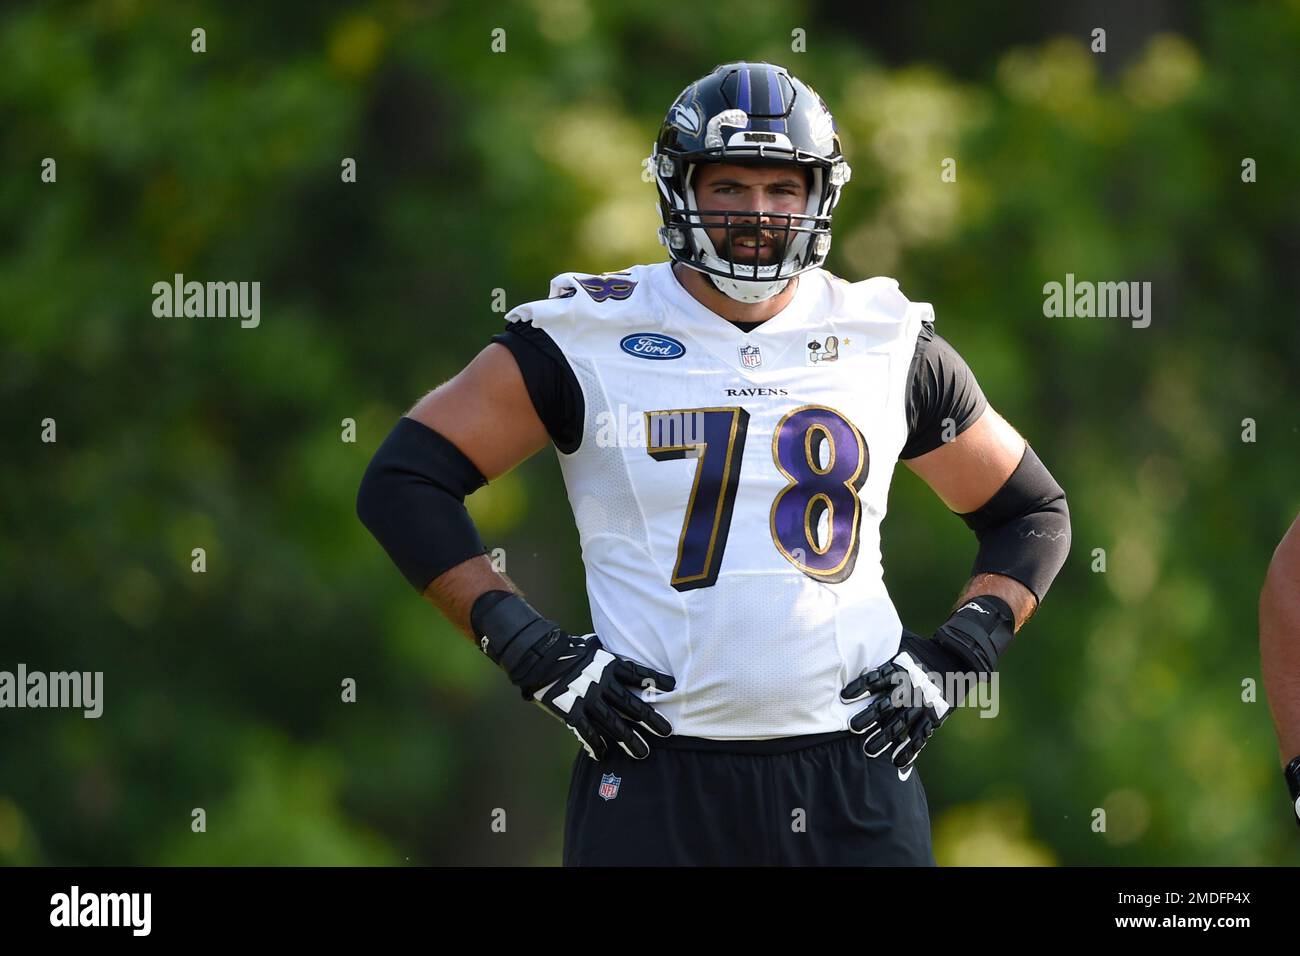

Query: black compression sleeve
[[958, 445, 1071, 603], [900, 323, 989, 460], [356, 416, 489, 593], [491, 321, 584, 454]]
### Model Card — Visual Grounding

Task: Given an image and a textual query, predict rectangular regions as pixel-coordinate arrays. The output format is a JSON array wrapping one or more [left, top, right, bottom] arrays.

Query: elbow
[[353, 417, 490, 595], [356, 454, 392, 540], [1048, 489, 1072, 559], [965, 452, 1072, 606]]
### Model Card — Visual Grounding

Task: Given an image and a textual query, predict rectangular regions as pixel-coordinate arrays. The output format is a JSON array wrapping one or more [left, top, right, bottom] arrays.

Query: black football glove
[[1286, 755, 1300, 829], [840, 633, 957, 781], [471, 590, 675, 761], [841, 596, 1016, 781]]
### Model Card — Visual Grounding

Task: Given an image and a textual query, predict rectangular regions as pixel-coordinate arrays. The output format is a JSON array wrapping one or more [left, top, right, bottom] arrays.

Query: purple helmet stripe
[[772, 68, 790, 134], [765, 66, 788, 134], [748, 65, 774, 132], [757, 67, 773, 131], [737, 65, 752, 114]]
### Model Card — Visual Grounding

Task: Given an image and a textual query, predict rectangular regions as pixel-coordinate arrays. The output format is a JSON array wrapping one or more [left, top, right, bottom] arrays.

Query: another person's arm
[[1260, 514, 1300, 825]]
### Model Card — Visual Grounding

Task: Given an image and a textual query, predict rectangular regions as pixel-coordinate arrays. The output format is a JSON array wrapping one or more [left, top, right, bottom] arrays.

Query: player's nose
[[733, 189, 774, 219], [733, 207, 772, 230]]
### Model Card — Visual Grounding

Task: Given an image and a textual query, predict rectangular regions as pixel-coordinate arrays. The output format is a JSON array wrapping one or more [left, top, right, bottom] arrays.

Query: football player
[[1261, 513, 1300, 828], [357, 61, 1071, 865]]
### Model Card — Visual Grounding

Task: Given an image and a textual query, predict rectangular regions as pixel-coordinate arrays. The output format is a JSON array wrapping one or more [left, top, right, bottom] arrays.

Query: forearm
[[424, 554, 523, 643], [954, 572, 1036, 632]]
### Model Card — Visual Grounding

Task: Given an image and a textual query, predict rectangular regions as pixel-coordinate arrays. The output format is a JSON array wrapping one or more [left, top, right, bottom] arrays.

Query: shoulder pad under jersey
[[825, 274, 934, 339]]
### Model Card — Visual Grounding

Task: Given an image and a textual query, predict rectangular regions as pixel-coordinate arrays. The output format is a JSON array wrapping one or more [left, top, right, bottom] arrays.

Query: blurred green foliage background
[[2, 0, 1298, 866]]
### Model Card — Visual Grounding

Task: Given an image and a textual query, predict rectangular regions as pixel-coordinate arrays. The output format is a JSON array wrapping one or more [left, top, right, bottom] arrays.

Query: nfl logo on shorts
[[598, 772, 622, 801]]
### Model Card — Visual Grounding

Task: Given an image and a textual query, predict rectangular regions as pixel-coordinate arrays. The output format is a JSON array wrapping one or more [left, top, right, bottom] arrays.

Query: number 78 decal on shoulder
[[645, 404, 868, 591]]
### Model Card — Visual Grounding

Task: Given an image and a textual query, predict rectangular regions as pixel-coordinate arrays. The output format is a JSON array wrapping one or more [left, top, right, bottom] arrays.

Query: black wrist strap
[[899, 630, 967, 679], [933, 595, 1016, 675], [470, 590, 563, 694]]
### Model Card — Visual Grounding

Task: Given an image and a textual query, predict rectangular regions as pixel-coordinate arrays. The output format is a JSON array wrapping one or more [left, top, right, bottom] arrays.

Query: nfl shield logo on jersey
[[598, 772, 622, 801], [738, 344, 762, 369]]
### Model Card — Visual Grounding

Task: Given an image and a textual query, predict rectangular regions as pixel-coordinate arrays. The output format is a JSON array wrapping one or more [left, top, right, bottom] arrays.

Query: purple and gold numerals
[[646, 404, 869, 590], [770, 405, 868, 583], [644, 407, 750, 591]]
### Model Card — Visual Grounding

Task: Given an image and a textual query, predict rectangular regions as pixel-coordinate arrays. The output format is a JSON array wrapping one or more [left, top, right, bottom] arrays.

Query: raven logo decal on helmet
[[670, 102, 702, 136], [648, 61, 852, 304]]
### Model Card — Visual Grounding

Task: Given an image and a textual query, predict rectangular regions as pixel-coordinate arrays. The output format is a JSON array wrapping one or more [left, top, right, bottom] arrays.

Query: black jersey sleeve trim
[[899, 322, 989, 460], [490, 320, 585, 455]]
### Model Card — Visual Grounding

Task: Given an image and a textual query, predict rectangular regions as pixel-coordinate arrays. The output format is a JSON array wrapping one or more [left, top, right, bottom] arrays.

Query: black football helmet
[[648, 61, 852, 303]]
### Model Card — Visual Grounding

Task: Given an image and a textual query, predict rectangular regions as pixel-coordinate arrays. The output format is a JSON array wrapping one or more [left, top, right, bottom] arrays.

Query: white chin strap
[[707, 270, 789, 304]]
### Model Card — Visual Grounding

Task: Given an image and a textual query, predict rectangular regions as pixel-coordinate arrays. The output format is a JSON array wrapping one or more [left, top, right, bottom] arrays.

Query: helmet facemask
[[678, 160, 830, 303]]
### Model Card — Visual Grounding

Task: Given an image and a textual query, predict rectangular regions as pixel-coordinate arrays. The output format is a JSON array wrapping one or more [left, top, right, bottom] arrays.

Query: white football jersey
[[503, 261, 933, 739]]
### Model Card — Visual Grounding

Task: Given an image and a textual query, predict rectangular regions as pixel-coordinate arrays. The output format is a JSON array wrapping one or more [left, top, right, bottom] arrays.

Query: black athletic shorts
[[563, 729, 935, 866]]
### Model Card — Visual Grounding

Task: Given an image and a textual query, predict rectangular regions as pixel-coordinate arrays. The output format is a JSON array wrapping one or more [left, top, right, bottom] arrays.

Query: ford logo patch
[[620, 333, 685, 360]]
